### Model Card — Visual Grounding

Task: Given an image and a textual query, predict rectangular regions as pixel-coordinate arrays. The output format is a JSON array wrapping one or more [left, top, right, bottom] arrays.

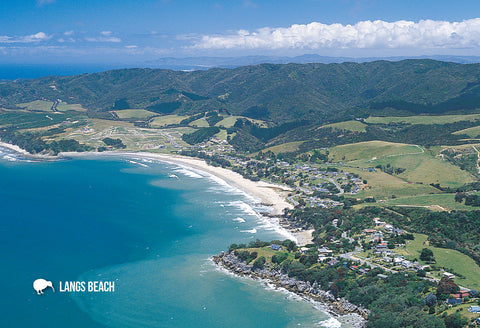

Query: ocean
[[0, 148, 350, 328]]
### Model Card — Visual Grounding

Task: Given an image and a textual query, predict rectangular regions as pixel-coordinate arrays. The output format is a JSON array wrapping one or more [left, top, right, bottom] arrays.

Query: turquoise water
[[0, 149, 344, 328]]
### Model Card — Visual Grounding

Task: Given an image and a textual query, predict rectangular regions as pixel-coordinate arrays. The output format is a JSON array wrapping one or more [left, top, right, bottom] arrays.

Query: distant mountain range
[[146, 54, 480, 70]]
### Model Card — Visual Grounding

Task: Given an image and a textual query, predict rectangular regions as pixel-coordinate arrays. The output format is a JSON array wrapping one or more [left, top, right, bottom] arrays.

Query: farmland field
[[366, 114, 480, 125], [320, 120, 367, 132]]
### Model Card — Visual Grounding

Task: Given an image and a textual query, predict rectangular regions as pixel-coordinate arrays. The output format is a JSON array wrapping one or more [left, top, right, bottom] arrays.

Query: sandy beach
[[0, 142, 31, 156]]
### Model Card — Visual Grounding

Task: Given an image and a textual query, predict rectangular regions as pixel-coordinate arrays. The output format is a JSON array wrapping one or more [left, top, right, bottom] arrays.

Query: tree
[[437, 277, 459, 296], [424, 293, 437, 307], [443, 313, 467, 328], [420, 248, 435, 263], [252, 256, 266, 269], [454, 192, 465, 203]]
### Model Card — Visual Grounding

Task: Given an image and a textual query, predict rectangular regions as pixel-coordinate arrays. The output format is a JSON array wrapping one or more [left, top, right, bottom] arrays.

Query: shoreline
[[212, 251, 368, 328], [0, 143, 313, 244], [60, 150, 315, 245]]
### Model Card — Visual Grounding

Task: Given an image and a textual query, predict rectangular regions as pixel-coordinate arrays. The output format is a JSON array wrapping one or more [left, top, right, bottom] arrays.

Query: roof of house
[[447, 298, 462, 304]]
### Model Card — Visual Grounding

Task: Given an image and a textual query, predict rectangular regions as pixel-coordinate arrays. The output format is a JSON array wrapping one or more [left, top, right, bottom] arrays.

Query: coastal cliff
[[212, 251, 370, 327]]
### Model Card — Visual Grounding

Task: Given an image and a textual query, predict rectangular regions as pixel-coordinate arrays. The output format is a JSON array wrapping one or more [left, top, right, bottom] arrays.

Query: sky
[[1, 0, 480, 64]]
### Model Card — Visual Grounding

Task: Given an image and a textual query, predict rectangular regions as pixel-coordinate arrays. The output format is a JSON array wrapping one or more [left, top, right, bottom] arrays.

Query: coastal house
[[299, 247, 310, 254], [271, 244, 282, 251], [401, 260, 413, 268], [447, 298, 462, 305], [327, 259, 339, 266], [443, 272, 455, 279], [468, 306, 480, 313], [384, 224, 394, 233], [374, 218, 386, 226]]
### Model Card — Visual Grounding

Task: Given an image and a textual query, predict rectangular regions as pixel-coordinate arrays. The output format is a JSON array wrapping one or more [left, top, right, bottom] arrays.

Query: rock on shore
[[212, 251, 370, 327]]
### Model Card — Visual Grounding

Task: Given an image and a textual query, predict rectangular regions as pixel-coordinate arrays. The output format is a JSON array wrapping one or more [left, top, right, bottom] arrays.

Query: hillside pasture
[[320, 120, 367, 132], [114, 109, 158, 119], [150, 115, 187, 127], [452, 125, 480, 138], [16, 100, 53, 112], [365, 114, 480, 125], [262, 141, 305, 154], [344, 167, 439, 199], [368, 152, 475, 188], [329, 141, 421, 163], [400, 233, 480, 290], [386, 193, 477, 211]]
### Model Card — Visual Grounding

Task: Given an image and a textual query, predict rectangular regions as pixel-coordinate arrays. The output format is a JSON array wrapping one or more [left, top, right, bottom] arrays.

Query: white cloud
[[64, 30, 74, 36], [192, 19, 480, 50], [85, 32, 121, 43], [22, 32, 51, 42], [0, 32, 51, 43]]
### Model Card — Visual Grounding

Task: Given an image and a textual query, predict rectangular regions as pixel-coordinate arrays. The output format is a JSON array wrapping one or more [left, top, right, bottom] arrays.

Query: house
[[443, 272, 455, 279], [377, 274, 388, 279], [374, 218, 386, 226], [358, 268, 370, 275], [300, 247, 310, 254], [384, 224, 394, 233], [460, 291, 470, 298], [475, 318, 480, 325], [468, 306, 480, 313], [401, 260, 413, 268], [350, 265, 359, 270], [318, 247, 333, 255], [447, 298, 462, 305], [271, 244, 282, 251], [327, 259, 339, 266]]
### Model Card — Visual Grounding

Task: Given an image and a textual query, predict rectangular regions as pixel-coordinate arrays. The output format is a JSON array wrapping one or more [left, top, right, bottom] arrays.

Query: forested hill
[[2, 59, 480, 124]]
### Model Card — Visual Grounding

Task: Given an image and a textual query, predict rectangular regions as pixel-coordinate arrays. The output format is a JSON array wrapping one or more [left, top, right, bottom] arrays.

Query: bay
[[0, 148, 344, 328]]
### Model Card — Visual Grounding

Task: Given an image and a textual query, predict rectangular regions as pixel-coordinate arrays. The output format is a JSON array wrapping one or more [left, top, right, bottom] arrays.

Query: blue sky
[[1, 0, 480, 63]]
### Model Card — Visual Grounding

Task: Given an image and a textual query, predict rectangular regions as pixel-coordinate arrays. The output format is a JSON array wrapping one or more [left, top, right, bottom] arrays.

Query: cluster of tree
[[205, 111, 223, 126], [0, 128, 92, 155], [375, 163, 406, 175], [179, 150, 231, 168], [180, 112, 205, 125], [101, 137, 126, 149], [454, 192, 480, 207], [181, 127, 220, 144]]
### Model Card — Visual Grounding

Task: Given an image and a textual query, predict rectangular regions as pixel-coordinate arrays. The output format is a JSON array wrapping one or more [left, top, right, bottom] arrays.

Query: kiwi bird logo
[[33, 279, 55, 295]]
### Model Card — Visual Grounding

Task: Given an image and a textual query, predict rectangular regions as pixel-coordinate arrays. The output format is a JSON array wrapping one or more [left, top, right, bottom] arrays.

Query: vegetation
[[181, 127, 220, 144]]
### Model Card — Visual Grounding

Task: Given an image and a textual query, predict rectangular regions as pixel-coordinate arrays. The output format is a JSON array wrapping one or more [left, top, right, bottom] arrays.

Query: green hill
[[3, 60, 480, 125]]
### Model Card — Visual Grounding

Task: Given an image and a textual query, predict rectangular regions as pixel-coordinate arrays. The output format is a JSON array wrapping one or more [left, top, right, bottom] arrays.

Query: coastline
[[0, 144, 312, 244], [60, 150, 315, 246], [0, 144, 359, 324], [212, 251, 368, 328]]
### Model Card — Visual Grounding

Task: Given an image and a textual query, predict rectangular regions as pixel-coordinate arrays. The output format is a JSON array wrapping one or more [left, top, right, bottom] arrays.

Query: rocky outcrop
[[212, 251, 370, 326]]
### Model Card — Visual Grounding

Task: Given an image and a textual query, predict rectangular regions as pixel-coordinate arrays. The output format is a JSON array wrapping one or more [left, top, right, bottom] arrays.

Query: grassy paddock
[[400, 234, 480, 290], [150, 114, 186, 127], [329, 141, 420, 163], [366, 114, 480, 125], [386, 193, 478, 211], [114, 109, 158, 119], [320, 120, 367, 132]]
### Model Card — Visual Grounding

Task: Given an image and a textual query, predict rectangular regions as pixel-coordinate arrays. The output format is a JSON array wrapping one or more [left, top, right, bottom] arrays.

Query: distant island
[[1, 59, 480, 326]]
